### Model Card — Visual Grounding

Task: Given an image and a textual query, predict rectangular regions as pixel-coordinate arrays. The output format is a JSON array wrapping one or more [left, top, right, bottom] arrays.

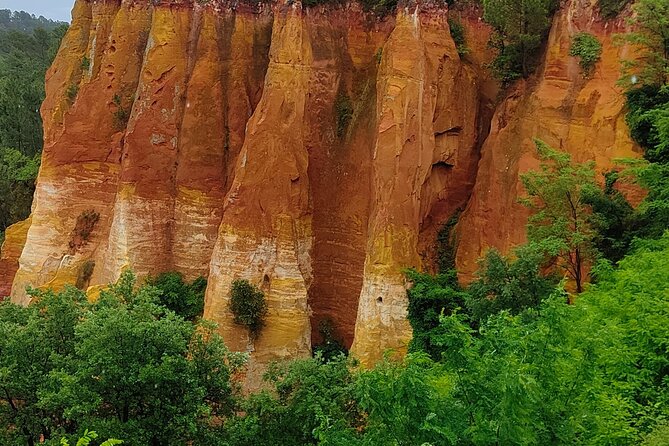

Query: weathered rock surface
[[0, 218, 31, 298], [455, 0, 640, 282], [0, 0, 638, 374]]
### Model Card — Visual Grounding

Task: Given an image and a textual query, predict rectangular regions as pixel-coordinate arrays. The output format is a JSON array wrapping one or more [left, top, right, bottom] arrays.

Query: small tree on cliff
[[229, 279, 268, 337], [483, 0, 556, 82], [520, 140, 599, 293]]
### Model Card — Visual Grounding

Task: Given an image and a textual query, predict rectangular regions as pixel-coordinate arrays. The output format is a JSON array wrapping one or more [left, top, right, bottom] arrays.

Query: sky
[[0, 0, 73, 22]]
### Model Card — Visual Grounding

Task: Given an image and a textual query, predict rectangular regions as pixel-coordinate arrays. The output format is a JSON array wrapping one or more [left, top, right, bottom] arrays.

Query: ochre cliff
[[455, 0, 640, 281], [0, 0, 638, 374]]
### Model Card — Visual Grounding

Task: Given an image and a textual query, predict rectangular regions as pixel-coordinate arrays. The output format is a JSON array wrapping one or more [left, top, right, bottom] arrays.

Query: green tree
[[520, 140, 598, 292], [620, 0, 669, 87], [229, 279, 267, 337], [483, 0, 556, 82], [467, 244, 558, 321], [0, 147, 39, 235], [0, 272, 245, 445], [222, 356, 360, 446], [146, 272, 206, 321]]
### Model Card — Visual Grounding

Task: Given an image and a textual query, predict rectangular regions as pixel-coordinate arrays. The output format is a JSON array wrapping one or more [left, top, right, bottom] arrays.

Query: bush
[[229, 279, 268, 336], [146, 271, 206, 321], [112, 94, 130, 130], [448, 17, 469, 57], [334, 93, 353, 138], [66, 83, 78, 102], [466, 244, 558, 321], [312, 318, 347, 362], [436, 209, 462, 274], [569, 32, 602, 76], [405, 269, 469, 359]]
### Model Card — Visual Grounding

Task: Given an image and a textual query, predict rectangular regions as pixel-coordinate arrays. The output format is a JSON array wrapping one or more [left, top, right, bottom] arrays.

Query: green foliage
[[334, 93, 353, 139], [405, 269, 469, 359], [80, 56, 90, 72], [112, 94, 131, 130], [0, 25, 65, 156], [0, 272, 245, 445], [229, 279, 268, 337], [483, 0, 556, 83], [0, 10, 66, 33], [312, 318, 348, 362], [597, 0, 630, 18], [619, 0, 669, 87], [222, 356, 360, 445], [59, 430, 122, 446], [520, 139, 599, 292], [643, 423, 669, 445], [448, 17, 469, 57], [620, 160, 669, 240], [435, 209, 461, 274], [625, 84, 669, 163], [358, 0, 398, 15], [0, 25, 63, 235], [349, 354, 460, 446], [467, 243, 558, 321], [66, 83, 79, 102], [146, 272, 206, 321], [583, 171, 638, 263], [569, 32, 602, 76], [0, 147, 39, 233]]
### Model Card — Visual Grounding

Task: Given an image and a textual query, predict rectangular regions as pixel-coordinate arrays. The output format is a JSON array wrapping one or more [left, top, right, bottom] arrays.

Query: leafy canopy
[[0, 271, 245, 446], [520, 139, 599, 292]]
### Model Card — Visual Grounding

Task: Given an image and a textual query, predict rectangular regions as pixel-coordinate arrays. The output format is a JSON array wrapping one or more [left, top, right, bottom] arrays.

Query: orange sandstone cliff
[[0, 0, 638, 376]]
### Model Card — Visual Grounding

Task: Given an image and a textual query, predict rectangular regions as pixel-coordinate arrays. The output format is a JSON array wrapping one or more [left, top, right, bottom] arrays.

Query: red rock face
[[455, 0, 641, 282], [0, 0, 638, 373]]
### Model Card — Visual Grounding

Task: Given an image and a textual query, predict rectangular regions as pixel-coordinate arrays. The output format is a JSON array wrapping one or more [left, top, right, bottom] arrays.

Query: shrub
[[112, 94, 130, 130], [569, 32, 602, 76], [359, 0, 398, 15], [312, 318, 347, 361], [59, 430, 122, 446], [229, 279, 268, 337], [80, 56, 90, 71], [146, 271, 206, 321], [405, 269, 470, 359], [435, 209, 462, 274], [334, 93, 353, 138], [448, 17, 469, 57], [483, 0, 556, 83], [66, 83, 79, 102]]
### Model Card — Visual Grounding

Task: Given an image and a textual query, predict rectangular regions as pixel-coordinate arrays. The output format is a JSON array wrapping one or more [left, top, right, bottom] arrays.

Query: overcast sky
[[0, 0, 74, 22]]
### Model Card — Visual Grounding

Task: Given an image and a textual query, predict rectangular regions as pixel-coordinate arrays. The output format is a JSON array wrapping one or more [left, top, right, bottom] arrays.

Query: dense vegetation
[[0, 14, 66, 243], [482, 0, 557, 83], [1, 1, 669, 445], [0, 272, 243, 445], [0, 10, 65, 33]]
